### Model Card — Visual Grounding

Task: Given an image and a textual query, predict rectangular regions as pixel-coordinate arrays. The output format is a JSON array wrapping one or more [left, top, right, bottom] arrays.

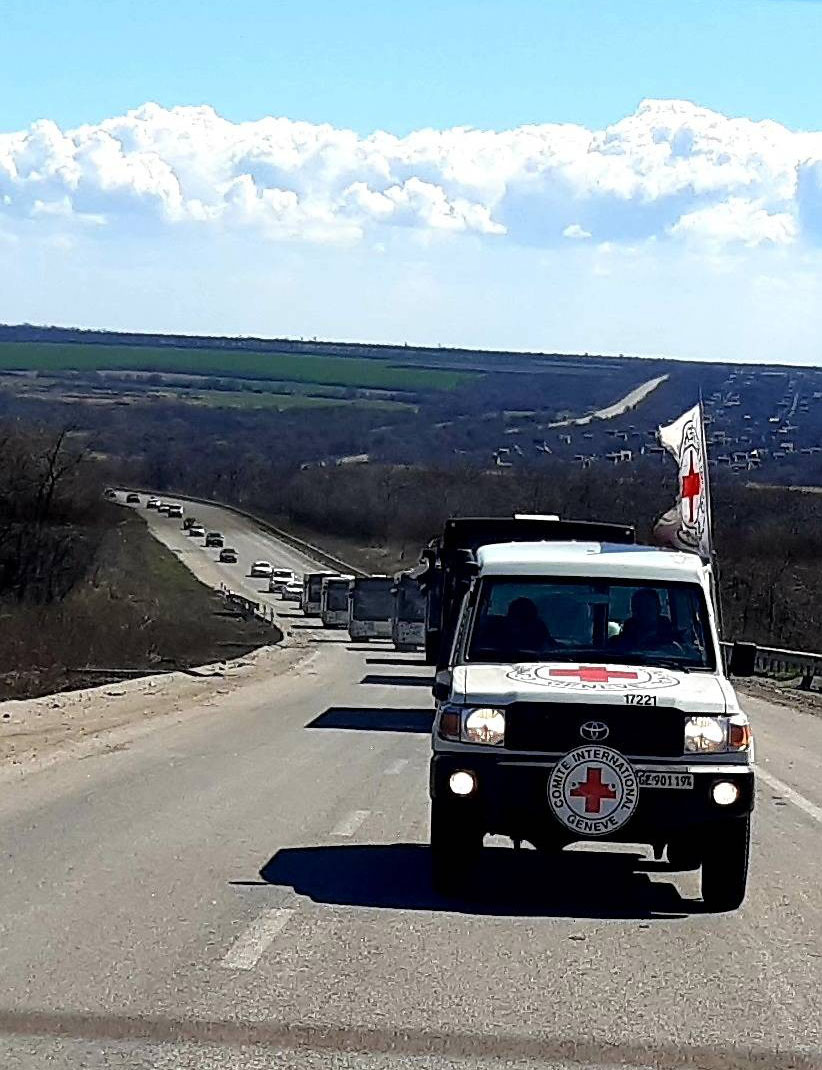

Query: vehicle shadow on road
[[257, 843, 694, 919], [307, 707, 434, 733], [365, 656, 425, 666], [360, 673, 433, 687]]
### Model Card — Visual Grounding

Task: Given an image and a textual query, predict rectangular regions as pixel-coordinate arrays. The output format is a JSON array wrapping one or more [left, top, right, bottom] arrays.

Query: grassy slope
[[0, 342, 474, 391], [0, 511, 279, 701]]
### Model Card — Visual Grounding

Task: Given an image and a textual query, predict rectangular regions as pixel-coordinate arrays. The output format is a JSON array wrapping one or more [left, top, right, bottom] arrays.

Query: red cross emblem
[[549, 666, 639, 684], [569, 766, 618, 813], [681, 452, 702, 524]]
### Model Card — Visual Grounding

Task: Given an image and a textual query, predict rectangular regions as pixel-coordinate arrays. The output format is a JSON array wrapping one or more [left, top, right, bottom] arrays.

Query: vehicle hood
[[451, 661, 728, 714]]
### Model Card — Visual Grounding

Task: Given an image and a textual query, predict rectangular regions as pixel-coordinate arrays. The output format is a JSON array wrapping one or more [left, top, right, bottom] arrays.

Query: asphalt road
[[0, 496, 820, 1069]]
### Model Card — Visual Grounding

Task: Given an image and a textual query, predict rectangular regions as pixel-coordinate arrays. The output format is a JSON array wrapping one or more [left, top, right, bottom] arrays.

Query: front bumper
[[430, 752, 754, 845]]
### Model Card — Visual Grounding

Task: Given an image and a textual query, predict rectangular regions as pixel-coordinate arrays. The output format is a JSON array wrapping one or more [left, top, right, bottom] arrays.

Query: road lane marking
[[220, 908, 295, 971], [757, 767, 822, 825], [330, 809, 370, 837], [385, 758, 408, 775]]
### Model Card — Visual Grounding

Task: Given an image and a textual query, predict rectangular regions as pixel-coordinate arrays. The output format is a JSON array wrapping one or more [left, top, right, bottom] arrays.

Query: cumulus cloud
[[1, 99, 822, 248]]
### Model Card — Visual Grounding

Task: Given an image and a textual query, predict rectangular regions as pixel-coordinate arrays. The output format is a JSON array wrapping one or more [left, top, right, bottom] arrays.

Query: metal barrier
[[722, 641, 822, 690], [219, 584, 281, 629]]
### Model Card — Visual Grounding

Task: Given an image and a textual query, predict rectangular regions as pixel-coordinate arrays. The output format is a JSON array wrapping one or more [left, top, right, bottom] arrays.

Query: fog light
[[712, 781, 739, 806], [449, 771, 476, 796]]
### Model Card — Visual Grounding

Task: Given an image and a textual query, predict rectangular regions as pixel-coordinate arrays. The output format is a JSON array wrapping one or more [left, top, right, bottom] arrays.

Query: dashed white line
[[220, 908, 295, 971], [757, 767, 822, 825], [330, 809, 370, 837], [385, 758, 409, 775]]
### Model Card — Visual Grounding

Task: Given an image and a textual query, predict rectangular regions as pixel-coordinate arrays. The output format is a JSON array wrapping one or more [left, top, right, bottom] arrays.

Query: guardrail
[[218, 584, 282, 630], [127, 487, 368, 577], [722, 641, 822, 690]]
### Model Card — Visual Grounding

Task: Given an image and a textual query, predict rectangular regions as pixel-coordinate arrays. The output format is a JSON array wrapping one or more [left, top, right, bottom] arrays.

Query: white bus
[[391, 571, 426, 651], [320, 575, 354, 628], [348, 576, 393, 641], [302, 571, 337, 616]]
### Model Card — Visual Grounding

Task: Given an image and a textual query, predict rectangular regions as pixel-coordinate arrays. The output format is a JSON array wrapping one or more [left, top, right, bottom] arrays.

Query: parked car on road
[[188, 524, 206, 538], [219, 547, 238, 563], [126, 492, 140, 504], [104, 487, 117, 500], [250, 560, 274, 578], [158, 502, 172, 515], [146, 497, 161, 509], [205, 532, 224, 547], [168, 504, 184, 518], [268, 568, 296, 593]]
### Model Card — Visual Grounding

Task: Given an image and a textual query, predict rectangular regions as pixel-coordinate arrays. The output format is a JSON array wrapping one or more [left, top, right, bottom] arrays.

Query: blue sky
[[1, 0, 821, 363], [4, 0, 822, 135]]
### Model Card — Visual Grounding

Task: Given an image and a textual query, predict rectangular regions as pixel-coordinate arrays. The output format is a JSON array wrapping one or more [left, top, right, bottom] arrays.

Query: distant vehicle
[[348, 575, 393, 641], [126, 492, 140, 504], [104, 487, 117, 500], [205, 532, 224, 547], [302, 571, 337, 616], [249, 560, 273, 578], [281, 581, 303, 603], [167, 503, 184, 518], [268, 568, 296, 593], [320, 575, 354, 628], [157, 502, 172, 515], [188, 524, 206, 538], [182, 517, 198, 530], [146, 497, 161, 509], [391, 571, 426, 651], [219, 547, 238, 563]]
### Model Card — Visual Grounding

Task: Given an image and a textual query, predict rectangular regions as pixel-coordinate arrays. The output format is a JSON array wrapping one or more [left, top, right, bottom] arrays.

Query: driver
[[612, 588, 676, 649], [504, 596, 555, 652]]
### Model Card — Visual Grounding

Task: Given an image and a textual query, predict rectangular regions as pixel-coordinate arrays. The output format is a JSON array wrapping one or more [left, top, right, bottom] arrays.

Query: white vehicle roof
[[253, 559, 271, 565], [476, 541, 709, 584]]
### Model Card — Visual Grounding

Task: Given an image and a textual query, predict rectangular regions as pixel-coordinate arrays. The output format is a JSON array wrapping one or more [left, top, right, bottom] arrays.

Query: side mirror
[[729, 641, 757, 678], [432, 670, 452, 701]]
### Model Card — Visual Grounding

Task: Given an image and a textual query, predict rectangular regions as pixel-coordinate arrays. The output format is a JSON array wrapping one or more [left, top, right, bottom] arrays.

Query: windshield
[[352, 580, 393, 620], [465, 577, 715, 670], [326, 583, 349, 611], [396, 581, 426, 622]]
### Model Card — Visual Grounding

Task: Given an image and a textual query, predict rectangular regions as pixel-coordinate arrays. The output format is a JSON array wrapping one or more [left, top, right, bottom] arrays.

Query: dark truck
[[417, 515, 636, 668]]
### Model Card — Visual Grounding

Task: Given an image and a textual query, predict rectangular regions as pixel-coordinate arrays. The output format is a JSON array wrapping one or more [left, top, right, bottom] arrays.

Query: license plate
[[637, 772, 694, 790]]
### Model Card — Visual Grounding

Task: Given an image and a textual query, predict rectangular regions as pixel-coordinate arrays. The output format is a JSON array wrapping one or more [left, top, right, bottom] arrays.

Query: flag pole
[[699, 391, 724, 637]]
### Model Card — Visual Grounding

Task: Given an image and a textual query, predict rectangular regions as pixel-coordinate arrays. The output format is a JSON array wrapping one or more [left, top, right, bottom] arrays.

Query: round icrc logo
[[508, 663, 679, 692], [547, 746, 638, 837]]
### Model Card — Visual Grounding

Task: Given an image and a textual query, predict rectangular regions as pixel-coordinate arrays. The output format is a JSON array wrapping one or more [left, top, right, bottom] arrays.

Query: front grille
[[504, 702, 684, 758]]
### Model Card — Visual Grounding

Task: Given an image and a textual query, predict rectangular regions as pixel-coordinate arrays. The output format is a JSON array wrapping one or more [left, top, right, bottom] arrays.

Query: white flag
[[654, 403, 713, 560]]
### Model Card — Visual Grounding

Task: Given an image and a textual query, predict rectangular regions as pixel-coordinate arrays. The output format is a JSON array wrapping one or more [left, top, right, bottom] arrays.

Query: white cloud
[[1, 98, 822, 254], [563, 223, 592, 240]]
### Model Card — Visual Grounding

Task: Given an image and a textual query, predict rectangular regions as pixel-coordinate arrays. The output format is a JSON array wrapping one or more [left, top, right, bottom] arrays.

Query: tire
[[666, 834, 701, 871], [430, 800, 482, 893], [701, 816, 750, 912]]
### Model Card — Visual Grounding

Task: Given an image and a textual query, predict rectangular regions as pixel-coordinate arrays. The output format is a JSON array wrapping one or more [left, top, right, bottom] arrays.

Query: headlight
[[684, 716, 728, 753], [684, 715, 752, 754], [463, 707, 506, 746]]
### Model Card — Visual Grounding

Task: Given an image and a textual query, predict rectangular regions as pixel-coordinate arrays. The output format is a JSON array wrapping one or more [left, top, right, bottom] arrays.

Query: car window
[[465, 577, 714, 669]]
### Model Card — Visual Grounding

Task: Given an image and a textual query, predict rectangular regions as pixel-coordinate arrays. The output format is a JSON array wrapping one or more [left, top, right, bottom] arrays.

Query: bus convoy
[[296, 569, 427, 651]]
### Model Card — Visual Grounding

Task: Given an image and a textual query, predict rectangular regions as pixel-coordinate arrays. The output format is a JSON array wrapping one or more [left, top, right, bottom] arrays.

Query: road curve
[[0, 496, 820, 1069]]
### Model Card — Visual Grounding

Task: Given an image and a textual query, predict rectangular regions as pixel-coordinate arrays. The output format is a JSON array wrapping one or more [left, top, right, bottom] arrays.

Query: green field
[[191, 391, 416, 412], [0, 342, 474, 391]]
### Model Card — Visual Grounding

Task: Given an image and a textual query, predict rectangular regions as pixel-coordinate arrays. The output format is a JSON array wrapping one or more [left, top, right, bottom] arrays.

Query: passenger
[[504, 597, 555, 653], [612, 588, 676, 649]]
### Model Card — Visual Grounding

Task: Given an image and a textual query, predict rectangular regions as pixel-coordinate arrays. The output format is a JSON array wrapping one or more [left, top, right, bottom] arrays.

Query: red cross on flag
[[653, 402, 713, 560]]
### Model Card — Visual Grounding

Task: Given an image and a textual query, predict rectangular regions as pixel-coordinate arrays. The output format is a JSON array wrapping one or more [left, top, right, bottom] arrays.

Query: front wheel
[[701, 816, 751, 912], [430, 800, 482, 893]]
